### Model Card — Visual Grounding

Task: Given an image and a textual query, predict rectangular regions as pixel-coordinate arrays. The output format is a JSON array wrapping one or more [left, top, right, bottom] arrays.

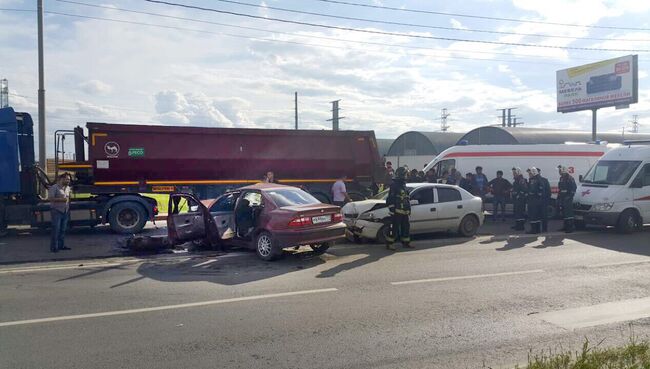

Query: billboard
[[557, 55, 638, 113]]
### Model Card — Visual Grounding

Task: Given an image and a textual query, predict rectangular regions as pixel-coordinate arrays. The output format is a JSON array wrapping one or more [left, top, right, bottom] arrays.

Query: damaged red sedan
[[167, 183, 346, 260]]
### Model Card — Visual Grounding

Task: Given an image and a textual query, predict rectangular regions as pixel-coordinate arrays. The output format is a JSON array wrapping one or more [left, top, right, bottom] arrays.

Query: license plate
[[312, 215, 331, 224]]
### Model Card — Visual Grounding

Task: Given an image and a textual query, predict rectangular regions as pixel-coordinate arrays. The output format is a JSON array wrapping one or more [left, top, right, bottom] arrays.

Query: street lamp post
[[37, 0, 46, 170]]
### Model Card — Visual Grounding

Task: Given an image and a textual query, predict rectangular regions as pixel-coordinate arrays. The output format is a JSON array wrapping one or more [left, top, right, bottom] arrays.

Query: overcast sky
[[2, 0, 650, 154]]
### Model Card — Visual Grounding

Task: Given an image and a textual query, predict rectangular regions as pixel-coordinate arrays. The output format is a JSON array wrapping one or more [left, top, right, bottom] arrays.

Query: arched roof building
[[458, 126, 650, 145], [386, 131, 465, 157]]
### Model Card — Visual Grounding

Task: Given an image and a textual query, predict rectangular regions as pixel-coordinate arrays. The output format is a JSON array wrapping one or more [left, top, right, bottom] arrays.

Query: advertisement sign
[[557, 55, 638, 113]]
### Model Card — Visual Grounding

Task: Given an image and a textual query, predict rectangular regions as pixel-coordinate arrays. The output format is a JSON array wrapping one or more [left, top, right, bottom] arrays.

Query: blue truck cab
[[0, 107, 157, 234]]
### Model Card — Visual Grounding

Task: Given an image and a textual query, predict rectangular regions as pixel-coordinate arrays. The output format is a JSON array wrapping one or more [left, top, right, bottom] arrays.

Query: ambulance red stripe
[[444, 151, 605, 158]]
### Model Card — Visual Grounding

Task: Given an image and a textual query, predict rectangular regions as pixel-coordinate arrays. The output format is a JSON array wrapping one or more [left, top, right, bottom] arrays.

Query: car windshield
[[581, 160, 641, 185], [371, 186, 417, 200], [266, 188, 321, 207]]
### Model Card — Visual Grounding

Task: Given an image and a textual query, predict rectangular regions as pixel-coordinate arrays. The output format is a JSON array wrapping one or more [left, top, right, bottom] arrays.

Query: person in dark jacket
[[385, 167, 413, 250], [526, 167, 544, 234], [460, 173, 475, 194], [511, 167, 528, 230], [488, 170, 512, 221], [557, 165, 577, 233], [536, 167, 552, 232], [446, 168, 458, 185], [425, 169, 437, 183]]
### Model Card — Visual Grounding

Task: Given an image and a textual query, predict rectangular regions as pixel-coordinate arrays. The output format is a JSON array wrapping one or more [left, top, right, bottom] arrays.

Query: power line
[[142, 0, 650, 52], [312, 0, 650, 32], [159, 0, 650, 43], [55, 0, 601, 62], [1, 9, 576, 66]]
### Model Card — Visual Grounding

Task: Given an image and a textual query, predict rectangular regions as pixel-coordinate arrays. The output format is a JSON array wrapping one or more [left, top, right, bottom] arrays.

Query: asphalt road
[[4, 229, 650, 369]]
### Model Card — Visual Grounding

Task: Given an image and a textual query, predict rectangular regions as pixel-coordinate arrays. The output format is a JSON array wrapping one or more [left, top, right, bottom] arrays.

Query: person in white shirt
[[49, 173, 72, 252], [331, 175, 351, 207]]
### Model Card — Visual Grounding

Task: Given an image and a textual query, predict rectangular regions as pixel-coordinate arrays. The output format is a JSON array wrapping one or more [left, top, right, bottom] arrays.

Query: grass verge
[[515, 337, 650, 369]]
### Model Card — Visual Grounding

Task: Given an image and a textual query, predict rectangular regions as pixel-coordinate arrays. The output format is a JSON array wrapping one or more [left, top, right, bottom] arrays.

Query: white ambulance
[[424, 144, 610, 197], [574, 144, 650, 232]]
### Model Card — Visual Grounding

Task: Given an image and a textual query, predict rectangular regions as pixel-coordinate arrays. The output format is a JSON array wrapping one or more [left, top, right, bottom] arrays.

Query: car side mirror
[[410, 200, 419, 205], [578, 175, 583, 183]]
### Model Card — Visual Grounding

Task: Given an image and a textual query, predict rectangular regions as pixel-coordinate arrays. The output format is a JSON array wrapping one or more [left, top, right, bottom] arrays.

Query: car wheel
[[109, 202, 147, 234], [376, 225, 389, 244], [458, 215, 479, 237], [255, 231, 280, 261], [310, 242, 331, 255], [616, 210, 639, 234], [353, 234, 364, 244]]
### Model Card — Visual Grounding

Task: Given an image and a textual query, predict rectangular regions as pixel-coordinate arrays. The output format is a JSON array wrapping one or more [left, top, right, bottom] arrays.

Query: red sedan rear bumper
[[273, 222, 346, 248]]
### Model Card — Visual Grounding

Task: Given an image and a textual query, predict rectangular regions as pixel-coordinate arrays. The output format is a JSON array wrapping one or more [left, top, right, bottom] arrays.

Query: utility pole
[[630, 114, 640, 133], [0, 79, 8, 108], [37, 0, 46, 170], [327, 100, 344, 130], [497, 108, 506, 127], [440, 108, 450, 132], [497, 108, 516, 127], [294, 92, 298, 130]]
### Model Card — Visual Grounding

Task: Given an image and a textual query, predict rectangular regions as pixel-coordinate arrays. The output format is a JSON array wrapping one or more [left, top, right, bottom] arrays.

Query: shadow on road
[[317, 233, 472, 279], [134, 247, 328, 286]]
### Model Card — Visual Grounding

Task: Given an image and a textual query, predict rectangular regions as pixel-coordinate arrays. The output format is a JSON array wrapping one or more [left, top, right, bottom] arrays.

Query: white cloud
[[78, 80, 113, 95], [450, 19, 468, 30], [154, 90, 253, 127]]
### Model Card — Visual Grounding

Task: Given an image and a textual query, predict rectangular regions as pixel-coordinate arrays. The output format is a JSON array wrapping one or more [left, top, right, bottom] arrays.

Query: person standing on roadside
[[382, 161, 395, 191], [331, 175, 351, 207], [511, 167, 528, 231], [447, 168, 458, 185], [425, 169, 437, 183], [557, 165, 577, 233], [537, 167, 552, 232], [488, 170, 512, 221], [526, 168, 544, 234], [263, 171, 277, 184], [473, 166, 489, 198], [460, 173, 475, 194], [49, 173, 72, 252], [385, 167, 413, 251]]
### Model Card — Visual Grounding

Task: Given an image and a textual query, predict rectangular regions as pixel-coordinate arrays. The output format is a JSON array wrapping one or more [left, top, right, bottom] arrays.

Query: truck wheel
[[310, 242, 331, 255], [458, 215, 479, 237], [616, 210, 639, 234], [109, 202, 147, 234], [255, 231, 281, 261]]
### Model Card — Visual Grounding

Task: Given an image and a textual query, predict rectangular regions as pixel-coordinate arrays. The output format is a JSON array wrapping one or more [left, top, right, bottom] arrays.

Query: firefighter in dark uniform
[[557, 165, 577, 233], [511, 167, 528, 231], [537, 167, 552, 232], [385, 167, 413, 250], [526, 167, 544, 234]]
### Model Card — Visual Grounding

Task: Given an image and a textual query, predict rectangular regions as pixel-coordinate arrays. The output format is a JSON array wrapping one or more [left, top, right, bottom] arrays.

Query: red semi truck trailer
[[70, 122, 383, 204], [1, 108, 384, 235]]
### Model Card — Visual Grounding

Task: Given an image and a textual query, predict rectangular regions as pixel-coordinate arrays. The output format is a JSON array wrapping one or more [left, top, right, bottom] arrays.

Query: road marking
[[391, 269, 544, 286], [0, 288, 338, 328], [0, 262, 126, 274], [538, 296, 650, 330], [192, 259, 217, 268], [586, 260, 650, 268]]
